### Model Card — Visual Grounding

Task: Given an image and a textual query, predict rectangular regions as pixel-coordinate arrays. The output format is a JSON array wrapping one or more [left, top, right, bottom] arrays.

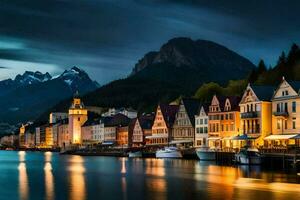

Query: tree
[[194, 82, 223, 102]]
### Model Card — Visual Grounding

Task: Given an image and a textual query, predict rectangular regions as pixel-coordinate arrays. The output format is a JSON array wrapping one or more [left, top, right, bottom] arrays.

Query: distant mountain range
[[40, 37, 255, 120], [0, 67, 99, 124]]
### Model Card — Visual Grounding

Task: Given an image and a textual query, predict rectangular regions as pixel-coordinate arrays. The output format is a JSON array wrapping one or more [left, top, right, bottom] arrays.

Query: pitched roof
[[288, 81, 300, 93], [106, 113, 130, 127], [226, 96, 241, 111], [138, 114, 154, 129], [159, 104, 179, 128], [182, 98, 201, 127], [82, 118, 100, 127], [251, 85, 275, 101]]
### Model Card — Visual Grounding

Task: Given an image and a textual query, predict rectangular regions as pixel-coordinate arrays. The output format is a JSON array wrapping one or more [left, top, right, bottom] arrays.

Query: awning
[[208, 137, 221, 140], [292, 134, 300, 139], [222, 136, 236, 140], [264, 134, 297, 140], [145, 134, 168, 139], [102, 141, 115, 145], [169, 140, 193, 144], [232, 134, 258, 140]]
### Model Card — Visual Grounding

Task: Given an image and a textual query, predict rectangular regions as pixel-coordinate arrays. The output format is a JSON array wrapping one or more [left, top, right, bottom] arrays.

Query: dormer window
[[285, 90, 289, 96]]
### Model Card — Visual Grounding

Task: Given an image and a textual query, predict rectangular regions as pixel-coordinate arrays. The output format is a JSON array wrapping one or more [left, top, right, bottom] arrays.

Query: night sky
[[1, 0, 300, 84]]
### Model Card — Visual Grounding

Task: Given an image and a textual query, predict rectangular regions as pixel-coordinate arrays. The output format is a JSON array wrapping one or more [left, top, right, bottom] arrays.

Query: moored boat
[[195, 147, 216, 161], [156, 147, 182, 158], [235, 147, 261, 165], [128, 151, 142, 158]]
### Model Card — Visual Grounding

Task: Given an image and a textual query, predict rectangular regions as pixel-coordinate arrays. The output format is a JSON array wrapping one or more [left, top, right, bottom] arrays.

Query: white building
[[195, 105, 209, 147], [102, 107, 137, 119], [49, 112, 68, 124]]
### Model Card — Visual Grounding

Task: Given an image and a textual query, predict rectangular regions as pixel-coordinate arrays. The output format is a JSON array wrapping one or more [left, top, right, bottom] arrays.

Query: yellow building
[[45, 125, 54, 147], [239, 84, 274, 147], [264, 78, 300, 147], [208, 95, 241, 150], [68, 94, 88, 145], [19, 124, 26, 147], [146, 104, 178, 146]]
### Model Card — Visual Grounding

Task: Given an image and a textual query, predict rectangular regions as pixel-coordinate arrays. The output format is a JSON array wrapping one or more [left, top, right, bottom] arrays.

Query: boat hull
[[156, 150, 182, 158], [128, 151, 142, 158], [196, 149, 216, 161], [236, 154, 261, 165]]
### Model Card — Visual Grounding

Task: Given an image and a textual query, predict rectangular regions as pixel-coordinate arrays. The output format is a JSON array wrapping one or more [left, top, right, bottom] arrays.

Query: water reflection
[[145, 159, 167, 200], [68, 156, 86, 200], [44, 152, 54, 200], [18, 151, 28, 200]]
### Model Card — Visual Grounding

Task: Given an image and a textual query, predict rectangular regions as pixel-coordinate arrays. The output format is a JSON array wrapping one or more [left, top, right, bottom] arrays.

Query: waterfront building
[[68, 94, 88, 145], [147, 104, 179, 146], [264, 78, 300, 147], [45, 125, 53, 147], [58, 118, 70, 148], [35, 124, 47, 147], [19, 124, 26, 147], [25, 132, 35, 148], [208, 95, 241, 150], [194, 104, 209, 147], [103, 114, 130, 145], [132, 114, 154, 147], [172, 99, 200, 147], [239, 84, 274, 147], [0, 134, 18, 146], [116, 126, 129, 147], [102, 107, 137, 119], [49, 112, 68, 124], [82, 119, 101, 145]]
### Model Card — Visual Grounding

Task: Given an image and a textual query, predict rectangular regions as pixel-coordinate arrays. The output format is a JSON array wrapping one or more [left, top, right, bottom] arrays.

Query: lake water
[[0, 151, 299, 200]]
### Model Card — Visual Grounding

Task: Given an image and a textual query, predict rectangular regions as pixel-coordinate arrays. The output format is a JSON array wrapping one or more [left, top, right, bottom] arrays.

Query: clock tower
[[68, 93, 88, 144]]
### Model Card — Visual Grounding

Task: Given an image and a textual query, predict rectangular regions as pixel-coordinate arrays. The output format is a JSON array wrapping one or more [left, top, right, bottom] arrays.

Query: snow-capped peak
[[14, 71, 52, 85]]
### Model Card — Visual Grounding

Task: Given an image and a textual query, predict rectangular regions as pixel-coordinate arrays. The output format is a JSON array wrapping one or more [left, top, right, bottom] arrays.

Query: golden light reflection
[[18, 151, 26, 162], [145, 159, 165, 177], [44, 152, 54, 200], [45, 151, 52, 162], [121, 157, 127, 174], [18, 152, 28, 200], [69, 156, 86, 200]]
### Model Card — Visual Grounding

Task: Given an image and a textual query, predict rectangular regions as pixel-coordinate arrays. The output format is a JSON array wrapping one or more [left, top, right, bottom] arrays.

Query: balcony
[[241, 112, 258, 119], [273, 111, 289, 117]]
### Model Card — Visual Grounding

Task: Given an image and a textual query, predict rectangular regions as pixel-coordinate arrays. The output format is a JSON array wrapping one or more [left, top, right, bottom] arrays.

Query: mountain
[[44, 37, 255, 117], [0, 67, 99, 124]]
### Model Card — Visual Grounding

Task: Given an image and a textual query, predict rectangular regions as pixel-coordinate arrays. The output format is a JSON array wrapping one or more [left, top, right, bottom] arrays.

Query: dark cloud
[[0, 0, 299, 83]]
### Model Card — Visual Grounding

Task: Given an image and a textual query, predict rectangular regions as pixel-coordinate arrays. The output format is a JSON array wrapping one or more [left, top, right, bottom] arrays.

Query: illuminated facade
[[132, 114, 153, 147], [172, 99, 200, 147], [208, 95, 241, 149], [195, 105, 209, 147], [19, 124, 26, 147], [265, 78, 300, 146], [239, 84, 274, 147], [68, 96, 88, 145], [147, 104, 178, 146]]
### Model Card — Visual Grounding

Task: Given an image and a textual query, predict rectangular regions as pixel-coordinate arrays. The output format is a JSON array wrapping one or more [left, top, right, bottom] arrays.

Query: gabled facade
[[239, 84, 274, 147], [132, 114, 153, 147], [267, 78, 300, 147], [195, 105, 209, 147], [172, 99, 200, 147], [147, 104, 178, 146], [208, 95, 241, 149]]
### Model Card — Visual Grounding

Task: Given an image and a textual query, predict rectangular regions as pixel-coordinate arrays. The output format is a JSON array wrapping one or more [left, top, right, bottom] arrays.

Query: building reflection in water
[[44, 152, 54, 200], [145, 159, 167, 200], [18, 151, 28, 200], [68, 156, 86, 200]]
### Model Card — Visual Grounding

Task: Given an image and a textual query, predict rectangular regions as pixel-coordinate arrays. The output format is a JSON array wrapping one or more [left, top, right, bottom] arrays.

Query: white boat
[[156, 147, 182, 158], [195, 147, 216, 161], [235, 147, 261, 165], [128, 151, 142, 158]]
